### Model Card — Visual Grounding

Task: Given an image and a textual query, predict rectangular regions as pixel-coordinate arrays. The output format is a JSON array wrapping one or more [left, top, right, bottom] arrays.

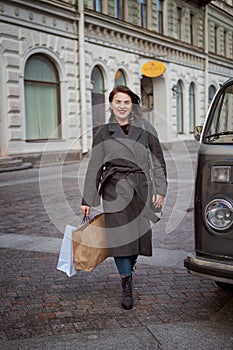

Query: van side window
[[205, 85, 233, 143]]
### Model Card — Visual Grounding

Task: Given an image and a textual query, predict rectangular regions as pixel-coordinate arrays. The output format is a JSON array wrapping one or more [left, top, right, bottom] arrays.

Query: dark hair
[[108, 85, 142, 119]]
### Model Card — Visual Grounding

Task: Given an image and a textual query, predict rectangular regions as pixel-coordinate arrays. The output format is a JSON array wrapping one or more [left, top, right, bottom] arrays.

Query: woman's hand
[[152, 194, 165, 208], [81, 205, 91, 216]]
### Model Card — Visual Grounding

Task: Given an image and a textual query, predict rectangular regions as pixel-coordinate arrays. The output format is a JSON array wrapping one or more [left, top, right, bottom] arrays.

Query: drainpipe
[[77, 0, 87, 153]]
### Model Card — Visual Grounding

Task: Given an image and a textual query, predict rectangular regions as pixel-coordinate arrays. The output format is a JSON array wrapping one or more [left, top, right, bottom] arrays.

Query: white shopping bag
[[57, 224, 77, 277]]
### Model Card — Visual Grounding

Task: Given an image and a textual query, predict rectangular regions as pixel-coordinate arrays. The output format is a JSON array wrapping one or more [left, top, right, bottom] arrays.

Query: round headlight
[[205, 199, 233, 231]]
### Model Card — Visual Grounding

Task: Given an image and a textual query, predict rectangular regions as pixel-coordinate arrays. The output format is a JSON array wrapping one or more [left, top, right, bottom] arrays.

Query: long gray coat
[[82, 117, 167, 257]]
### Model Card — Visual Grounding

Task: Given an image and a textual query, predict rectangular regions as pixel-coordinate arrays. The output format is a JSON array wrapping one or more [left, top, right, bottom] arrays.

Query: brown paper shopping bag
[[72, 212, 109, 272]]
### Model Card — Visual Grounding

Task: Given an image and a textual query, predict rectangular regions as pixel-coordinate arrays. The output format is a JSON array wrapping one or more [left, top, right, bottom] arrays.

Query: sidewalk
[[0, 145, 232, 349]]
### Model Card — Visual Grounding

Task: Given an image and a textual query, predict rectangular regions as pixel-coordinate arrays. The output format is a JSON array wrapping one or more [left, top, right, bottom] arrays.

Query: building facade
[[0, 0, 232, 162]]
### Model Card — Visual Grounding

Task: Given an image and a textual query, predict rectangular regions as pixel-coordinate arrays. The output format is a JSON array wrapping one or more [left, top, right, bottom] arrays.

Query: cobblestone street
[[0, 146, 233, 349]]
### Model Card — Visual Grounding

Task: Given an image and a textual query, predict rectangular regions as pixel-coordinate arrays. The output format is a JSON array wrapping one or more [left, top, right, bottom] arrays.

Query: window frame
[[116, 0, 124, 20], [190, 13, 194, 45], [214, 25, 219, 54], [208, 84, 217, 107], [91, 65, 106, 137], [114, 69, 127, 86], [176, 81, 184, 134], [177, 6, 183, 41], [158, 0, 164, 34], [93, 0, 102, 12], [24, 54, 61, 142], [189, 83, 196, 133], [223, 30, 227, 57], [140, 0, 148, 28]]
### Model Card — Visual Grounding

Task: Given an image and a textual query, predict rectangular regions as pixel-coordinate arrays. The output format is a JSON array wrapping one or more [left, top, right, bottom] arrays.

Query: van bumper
[[184, 254, 233, 285]]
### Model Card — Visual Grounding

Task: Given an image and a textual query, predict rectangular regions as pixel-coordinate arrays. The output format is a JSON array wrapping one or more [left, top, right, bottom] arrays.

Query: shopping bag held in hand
[[57, 224, 77, 277], [72, 212, 109, 272]]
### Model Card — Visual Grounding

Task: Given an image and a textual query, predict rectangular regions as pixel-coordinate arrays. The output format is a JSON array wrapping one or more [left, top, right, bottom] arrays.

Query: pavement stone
[[0, 327, 162, 350], [0, 146, 233, 349]]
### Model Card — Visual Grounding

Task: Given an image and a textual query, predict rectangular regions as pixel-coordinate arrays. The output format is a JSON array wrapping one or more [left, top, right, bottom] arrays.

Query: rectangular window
[[141, 0, 147, 28], [214, 26, 218, 54], [25, 83, 59, 139], [94, 0, 102, 12], [177, 7, 182, 41], [158, 0, 164, 34], [223, 30, 227, 57], [190, 13, 194, 45], [116, 0, 124, 20]]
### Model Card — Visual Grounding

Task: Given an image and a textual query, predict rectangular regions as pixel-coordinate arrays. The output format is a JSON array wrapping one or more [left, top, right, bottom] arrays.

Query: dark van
[[184, 78, 233, 288]]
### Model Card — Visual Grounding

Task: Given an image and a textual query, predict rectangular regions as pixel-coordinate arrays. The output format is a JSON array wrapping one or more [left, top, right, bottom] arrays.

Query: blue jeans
[[114, 255, 138, 277]]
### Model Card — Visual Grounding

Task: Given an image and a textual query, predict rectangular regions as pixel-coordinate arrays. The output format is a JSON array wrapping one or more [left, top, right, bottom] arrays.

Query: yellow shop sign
[[141, 61, 166, 78]]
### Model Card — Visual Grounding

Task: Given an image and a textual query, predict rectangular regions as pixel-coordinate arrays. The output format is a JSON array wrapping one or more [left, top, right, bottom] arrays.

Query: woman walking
[[81, 85, 167, 310]]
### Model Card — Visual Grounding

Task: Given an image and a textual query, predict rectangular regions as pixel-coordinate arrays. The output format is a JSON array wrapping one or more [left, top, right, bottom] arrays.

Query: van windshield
[[205, 84, 233, 143]]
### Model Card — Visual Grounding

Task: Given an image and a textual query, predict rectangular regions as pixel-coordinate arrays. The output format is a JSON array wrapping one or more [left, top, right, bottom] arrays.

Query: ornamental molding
[[0, 0, 75, 37], [210, 0, 233, 16], [85, 22, 206, 70], [209, 60, 233, 77]]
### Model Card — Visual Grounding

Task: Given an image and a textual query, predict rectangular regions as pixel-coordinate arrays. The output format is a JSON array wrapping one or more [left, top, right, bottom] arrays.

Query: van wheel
[[215, 281, 233, 290]]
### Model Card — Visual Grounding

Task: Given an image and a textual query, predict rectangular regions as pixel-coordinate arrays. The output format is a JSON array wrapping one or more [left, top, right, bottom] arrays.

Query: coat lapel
[[128, 119, 143, 144], [108, 121, 125, 139], [107, 118, 145, 159], [108, 118, 143, 142]]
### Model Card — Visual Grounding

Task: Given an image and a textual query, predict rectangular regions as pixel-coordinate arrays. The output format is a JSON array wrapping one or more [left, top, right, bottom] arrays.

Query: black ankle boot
[[121, 274, 133, 310]]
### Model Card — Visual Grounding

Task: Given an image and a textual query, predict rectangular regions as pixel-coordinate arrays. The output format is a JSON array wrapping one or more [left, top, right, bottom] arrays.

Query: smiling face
[[110, 92, 132, 125]]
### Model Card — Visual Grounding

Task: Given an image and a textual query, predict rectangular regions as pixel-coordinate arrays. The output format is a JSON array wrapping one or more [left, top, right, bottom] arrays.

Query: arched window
[[208, 85, 216, 106], [189, 83, 195, 133], [91, 66, 104, 93], [114, 69, 126, 86], [176, 81, 183, 133], [24, 54, 60, 140], [91, 66, 105, 136]]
